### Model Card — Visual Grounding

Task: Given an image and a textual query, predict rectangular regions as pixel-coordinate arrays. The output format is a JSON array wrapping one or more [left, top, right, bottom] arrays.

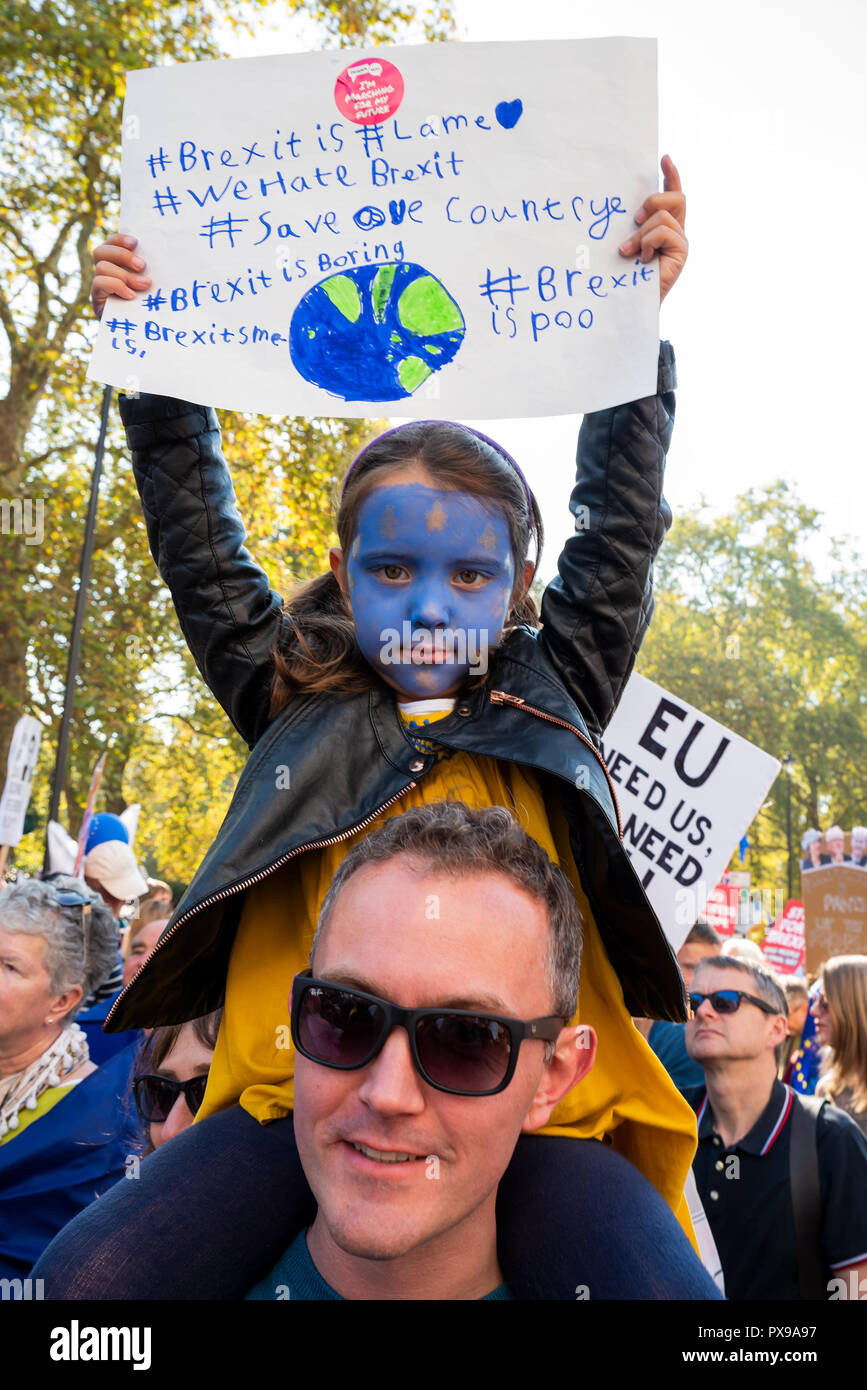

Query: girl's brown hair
[[133, 1010, 223, 1156], [817, 955, 867, 1115], [269, 423, 544, 717], [137, 1009, 224, 1074]]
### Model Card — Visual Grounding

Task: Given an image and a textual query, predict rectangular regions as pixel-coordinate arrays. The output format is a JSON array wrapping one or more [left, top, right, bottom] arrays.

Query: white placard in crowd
[[601, 674, 780, 950], [0, 715, 42, 847], [88, 38, 659, 418]]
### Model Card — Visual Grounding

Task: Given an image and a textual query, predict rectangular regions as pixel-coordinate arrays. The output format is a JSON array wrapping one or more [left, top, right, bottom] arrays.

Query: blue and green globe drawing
[[289, 262, 466, 402]]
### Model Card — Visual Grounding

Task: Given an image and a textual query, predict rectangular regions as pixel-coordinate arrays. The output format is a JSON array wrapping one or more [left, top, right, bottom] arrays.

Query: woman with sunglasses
[[813, 956, 867, 1138], [0, 875, 142, 1278], [133, 1011, 222, 1154]]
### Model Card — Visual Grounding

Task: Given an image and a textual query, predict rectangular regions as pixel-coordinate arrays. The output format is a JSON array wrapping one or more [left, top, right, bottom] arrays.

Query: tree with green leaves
[[0, 0, 453, 876], [637, 481, 867, 892]]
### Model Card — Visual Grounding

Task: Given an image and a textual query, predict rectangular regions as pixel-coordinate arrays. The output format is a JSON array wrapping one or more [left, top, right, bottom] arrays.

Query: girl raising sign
[[50, 158, 692, 1299]]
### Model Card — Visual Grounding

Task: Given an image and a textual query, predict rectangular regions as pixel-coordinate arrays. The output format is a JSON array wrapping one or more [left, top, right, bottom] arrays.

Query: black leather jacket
[[107, 341, 686, 1031]]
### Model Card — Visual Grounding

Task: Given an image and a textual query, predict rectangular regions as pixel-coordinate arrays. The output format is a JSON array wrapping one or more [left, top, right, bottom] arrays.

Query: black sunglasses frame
[[132, 1073, 209, 1123], [290, 970, 565, 1097], [689, 989, 781, 1017], [52, 887, 95, 967]]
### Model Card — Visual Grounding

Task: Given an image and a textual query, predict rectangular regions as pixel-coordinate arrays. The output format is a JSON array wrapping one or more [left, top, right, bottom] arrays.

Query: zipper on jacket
[[488, 689, 623, 838], [105, 780, 418, 1027]]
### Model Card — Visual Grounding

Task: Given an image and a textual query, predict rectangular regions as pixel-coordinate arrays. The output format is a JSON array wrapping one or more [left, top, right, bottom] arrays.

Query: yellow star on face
[[478, 522, 498, 553], [414, 669, 439, 689], [379, 505, 398, 538], [425, 500, 447, 532]]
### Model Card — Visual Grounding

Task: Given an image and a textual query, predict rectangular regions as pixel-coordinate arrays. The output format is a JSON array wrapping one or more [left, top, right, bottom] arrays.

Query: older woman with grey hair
[[800, 828, 828, 871], [0, 875, 142, 1278]]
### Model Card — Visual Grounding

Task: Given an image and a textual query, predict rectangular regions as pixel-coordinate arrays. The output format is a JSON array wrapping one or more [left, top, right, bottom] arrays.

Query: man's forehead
[[314, 965, 513, 1016], [692, 963, 752, 991], [678, 941, 715, 961], [316, 859, 552, 1015]]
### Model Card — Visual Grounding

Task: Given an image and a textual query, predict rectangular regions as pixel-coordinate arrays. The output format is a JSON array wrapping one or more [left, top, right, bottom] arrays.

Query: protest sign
[[0, 715, 42, 848], [801, 867, 867, 976], [763, 899, 805, 975], [88, 38, 660, 418], [600, 674, 780, 950], [703, 884, 740, 938]]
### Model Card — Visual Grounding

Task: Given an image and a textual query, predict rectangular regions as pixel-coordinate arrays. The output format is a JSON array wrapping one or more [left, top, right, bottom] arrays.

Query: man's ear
[[521, 1024, 597, 1134], [329, 547, 349, 599], [768, 1012, 789, 1054]]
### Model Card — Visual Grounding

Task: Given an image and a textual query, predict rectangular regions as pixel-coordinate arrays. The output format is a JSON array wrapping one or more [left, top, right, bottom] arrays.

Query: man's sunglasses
[[290, 971, 565, 1097], [689, 989, 781, 1017], [132, 1073, 209, 1123]]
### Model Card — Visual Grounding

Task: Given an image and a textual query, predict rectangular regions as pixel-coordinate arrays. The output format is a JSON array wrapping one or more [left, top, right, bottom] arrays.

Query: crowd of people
[[639, 922, 867, 1298], [801, 825, 867, 870], [1, 832, 865, 1299], [2, 154, 866, 1302], [0, 839, 226, 1279]]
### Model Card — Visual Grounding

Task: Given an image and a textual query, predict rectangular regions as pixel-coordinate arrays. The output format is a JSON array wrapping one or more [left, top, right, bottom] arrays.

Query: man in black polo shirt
[[684, 955, 867, 1300]]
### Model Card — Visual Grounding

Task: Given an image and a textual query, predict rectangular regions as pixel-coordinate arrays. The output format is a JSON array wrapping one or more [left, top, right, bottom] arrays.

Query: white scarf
[[0, 1023, 89, 1139]]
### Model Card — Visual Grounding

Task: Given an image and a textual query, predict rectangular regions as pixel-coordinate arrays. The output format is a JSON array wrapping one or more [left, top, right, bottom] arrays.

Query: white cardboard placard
[[601, 675, 781, 950], [89, 38, 659, 418]]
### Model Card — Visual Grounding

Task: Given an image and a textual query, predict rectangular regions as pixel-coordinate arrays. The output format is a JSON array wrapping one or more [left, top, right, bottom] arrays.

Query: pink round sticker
[[334, 58, 404, 125]]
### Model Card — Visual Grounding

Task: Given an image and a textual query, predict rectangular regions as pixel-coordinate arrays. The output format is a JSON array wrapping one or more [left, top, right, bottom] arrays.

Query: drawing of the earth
[[289, 262, 466, 402]]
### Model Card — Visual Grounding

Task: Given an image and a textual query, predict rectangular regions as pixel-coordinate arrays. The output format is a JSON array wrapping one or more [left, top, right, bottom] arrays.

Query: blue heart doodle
[[495, 99, 523, 130]]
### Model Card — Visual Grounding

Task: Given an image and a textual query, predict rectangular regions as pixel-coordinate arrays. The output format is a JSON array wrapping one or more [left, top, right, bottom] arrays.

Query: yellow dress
[[198, 704, 698, 1238]]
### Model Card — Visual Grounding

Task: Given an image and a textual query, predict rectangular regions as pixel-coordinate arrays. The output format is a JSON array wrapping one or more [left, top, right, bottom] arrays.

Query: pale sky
[[227, 0, 867, 585]]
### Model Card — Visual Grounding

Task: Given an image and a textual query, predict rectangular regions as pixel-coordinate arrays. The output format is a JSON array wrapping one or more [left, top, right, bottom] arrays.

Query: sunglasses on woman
[[689, 989, 781, 1017], [290, 971, 565, 1097], [133, 1073, 209, 1123]]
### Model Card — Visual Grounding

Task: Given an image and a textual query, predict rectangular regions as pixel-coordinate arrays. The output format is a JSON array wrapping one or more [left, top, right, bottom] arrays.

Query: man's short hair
[[311, 801, 583, 1022], [783, 979, 808, 1006], [683, 920, 723, 949], [693, 955, 788, 1065]]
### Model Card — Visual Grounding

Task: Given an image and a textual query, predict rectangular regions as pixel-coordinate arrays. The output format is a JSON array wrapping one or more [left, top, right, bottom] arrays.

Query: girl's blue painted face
[[346, 481, 516, 699]]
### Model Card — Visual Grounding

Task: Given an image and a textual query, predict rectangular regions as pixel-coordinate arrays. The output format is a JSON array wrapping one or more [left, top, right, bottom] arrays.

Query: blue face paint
[[346, 481, 516, 699]]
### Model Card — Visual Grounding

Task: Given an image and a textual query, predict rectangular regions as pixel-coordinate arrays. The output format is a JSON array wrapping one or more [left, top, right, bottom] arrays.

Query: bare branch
[[92, 499, 140, 553], [22, 442, 78, 469], [0, 281, 20, 353], [140, 711, 224, 740], [0, 215, 39, 265]]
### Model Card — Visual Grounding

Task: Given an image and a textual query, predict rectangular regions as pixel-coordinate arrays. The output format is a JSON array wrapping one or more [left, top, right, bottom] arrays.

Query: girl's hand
[[619, 155, 687, 304], [91, 233, 152, 319]]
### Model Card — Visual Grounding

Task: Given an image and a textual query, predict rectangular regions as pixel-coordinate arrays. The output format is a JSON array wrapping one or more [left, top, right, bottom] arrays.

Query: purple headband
[[341, 419, 534, 513]]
